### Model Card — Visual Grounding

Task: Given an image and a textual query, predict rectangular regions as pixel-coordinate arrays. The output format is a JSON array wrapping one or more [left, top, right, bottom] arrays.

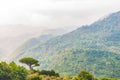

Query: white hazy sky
[[0, 0, 120, 60], [0, 0, 120, 38]]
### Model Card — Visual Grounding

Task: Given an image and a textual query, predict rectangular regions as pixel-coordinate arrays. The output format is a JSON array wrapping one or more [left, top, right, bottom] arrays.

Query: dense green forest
[[11, 11, 120, 78], [0, 57, 118, 80]]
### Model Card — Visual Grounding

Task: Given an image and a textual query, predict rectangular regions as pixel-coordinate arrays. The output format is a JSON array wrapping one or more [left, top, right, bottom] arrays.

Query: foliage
[[72, 76, 79, 80], [39, 70, 59, 77], [101, 78, 117, 80], [77, 70, 97, 80], [0, 61, 118, 80], [27, 73, 42, 80], [0, 61, 28, 80], [63, 76, 71, 80], [46, 49, 120, 78], [19, 57, 39, 70]]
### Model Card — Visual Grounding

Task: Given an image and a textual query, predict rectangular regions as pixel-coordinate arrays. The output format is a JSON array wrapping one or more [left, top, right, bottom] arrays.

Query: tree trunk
[[29, 64, 32, 70]]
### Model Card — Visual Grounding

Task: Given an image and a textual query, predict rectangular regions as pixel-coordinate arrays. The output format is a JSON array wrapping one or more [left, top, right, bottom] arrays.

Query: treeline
[[0, 57, 118, 80], [0, 61, 27, 80]]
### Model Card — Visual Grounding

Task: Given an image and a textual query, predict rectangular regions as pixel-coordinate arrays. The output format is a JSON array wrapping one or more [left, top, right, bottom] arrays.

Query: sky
[[0, 0, 120, 60], [0, 0, 120, 37]]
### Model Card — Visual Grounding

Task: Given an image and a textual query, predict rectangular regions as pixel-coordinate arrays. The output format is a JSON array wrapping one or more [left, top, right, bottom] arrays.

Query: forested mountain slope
[[12, 11, 120, 78]]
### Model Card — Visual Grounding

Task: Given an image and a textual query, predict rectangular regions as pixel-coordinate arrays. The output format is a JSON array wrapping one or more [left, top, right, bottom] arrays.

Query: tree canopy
[[0, 61, 28, 80], [19, 57, 40, 70]]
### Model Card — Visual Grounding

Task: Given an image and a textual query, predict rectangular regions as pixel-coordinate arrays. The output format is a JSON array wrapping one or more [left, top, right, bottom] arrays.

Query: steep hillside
[[11, 34, 55, 60], [12, 11, 120, 78]]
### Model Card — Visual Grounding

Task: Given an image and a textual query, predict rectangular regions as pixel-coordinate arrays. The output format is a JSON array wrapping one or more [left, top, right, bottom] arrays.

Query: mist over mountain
[[11, 11, 120, 78], [0, 26, 73, 60]]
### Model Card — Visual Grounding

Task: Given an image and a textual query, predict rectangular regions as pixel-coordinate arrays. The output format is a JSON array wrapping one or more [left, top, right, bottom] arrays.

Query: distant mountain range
[[12, 11, 120, 78], [0, 27, 70, 61]]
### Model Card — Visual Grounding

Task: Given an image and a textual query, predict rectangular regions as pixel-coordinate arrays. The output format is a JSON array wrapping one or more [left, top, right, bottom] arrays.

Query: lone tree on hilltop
[[19, 57, 40, 70]]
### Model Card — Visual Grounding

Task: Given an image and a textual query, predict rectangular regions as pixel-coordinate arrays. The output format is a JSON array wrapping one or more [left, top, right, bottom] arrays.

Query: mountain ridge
[[12, 11, 120, 78]]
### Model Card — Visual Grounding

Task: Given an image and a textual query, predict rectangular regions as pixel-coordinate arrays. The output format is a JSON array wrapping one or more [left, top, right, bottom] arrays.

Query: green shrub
[[39, 70, 59, 77], [27, 73, 42, 80], [101, 78, 117, 80], [0, 61, 28, 80]]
